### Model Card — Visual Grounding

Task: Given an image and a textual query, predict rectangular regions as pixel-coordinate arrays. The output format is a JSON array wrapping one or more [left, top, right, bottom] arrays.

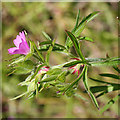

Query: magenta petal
[[8, 47, 20, 55], [18, 39, 30, 55], [8, 31, 30, 55], [19, 31, 26, 41], [13, 35, 22, 48]]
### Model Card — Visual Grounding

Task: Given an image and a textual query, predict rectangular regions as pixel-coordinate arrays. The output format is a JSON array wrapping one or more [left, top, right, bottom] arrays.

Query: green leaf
[[113, 66, 120, 73], [100, 94, 120, 114], [57, 71, 67, 82], [14, 60, 34, 75], [83, 66, 89, 91], [89, 91, 99, 109], [63, 65, 86, 94], [18, 73, 34, 86], [40, 75, 58, 83], [39, 41, 66, 49], [65, 11, 100, 49], [30, 40, 34, 53], [74, 20, 87, 38], [42, 31, 52, 41], [8, 56, 25, 67], [24, 53, 33, 61], [47, 68, 62, 75], [38, 45, 64, 52], [10, 92, 29, 100], [65, 10, 80, 49], [99, 73, 120, 80], [31, 40, 44, 62], [27, 81, 36, 92], [96, 91, 107, 98], [90, 84, 120, 94], [83, 65, 99, 109], [63, 60, 84, 67], [65, 30, 85, 61], [65, 21, 87, 49], [90, 57, 120, 66], [46, 39, 56, 65], [27, 91, 36, 99], [78, 11, 100, 26], [85, 58, 107, 62], [72, 9, 80, 33], [89, 78, 118, 84], [74, 93, 88, 101], [30, 64, 46, 81], [78, 36, 94, 42]]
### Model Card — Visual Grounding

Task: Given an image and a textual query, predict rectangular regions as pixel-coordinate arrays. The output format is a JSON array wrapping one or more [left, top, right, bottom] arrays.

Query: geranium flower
[[8, 31, 30, 55]]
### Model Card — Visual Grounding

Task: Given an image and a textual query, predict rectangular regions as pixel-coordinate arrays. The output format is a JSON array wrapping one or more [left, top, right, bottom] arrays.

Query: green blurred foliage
[[2, 2, 118, 118]]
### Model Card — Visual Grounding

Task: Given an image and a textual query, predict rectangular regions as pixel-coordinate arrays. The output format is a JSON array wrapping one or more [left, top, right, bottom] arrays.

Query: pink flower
[[38, 66, 49, 74], [69, 65, 80, 76], [68, 58, 83, 76], [8, 31, 30, 55]]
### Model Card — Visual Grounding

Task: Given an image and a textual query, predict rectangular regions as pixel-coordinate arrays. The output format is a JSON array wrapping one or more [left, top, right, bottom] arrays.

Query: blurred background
[[2, 2, 118, 118]]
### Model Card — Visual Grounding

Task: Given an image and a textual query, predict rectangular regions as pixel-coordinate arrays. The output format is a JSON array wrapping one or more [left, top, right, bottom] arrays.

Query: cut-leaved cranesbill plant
[[7, 10, 119, 113]]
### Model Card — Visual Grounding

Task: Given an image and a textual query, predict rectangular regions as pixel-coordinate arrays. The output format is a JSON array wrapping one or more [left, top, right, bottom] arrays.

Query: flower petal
[[18, 39, 30, 55], [13, 35, 22, 48], [19, 31, 26, 41], [8, 31, 30, 55], [8, 47, 20, 55]]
